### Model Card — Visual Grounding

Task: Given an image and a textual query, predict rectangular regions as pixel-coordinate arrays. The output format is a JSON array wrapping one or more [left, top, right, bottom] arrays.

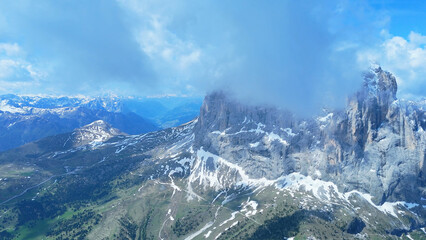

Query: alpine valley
[[0, 68, 425, 240]]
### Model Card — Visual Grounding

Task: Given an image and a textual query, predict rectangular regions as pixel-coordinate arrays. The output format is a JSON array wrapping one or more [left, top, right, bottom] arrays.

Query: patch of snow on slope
[[265, 132, 288, 145], [0, 100, 26, 113], [248, 122, 266, 134], [204, 230, 212, 238], [343, 190, 406, 218], [276, 173, 343, 202], [278, 174, 415, 218], [317, 112, 333, 129], [219, 211, 238, 227], [281, 127, 296, 136], [241, 198, 258, 217], [187, 149, 415, 220], [168, 169, 182, 197], [317, 113, 333, 122], [184, 221, 214, 240], [188, 148, 276, 192]]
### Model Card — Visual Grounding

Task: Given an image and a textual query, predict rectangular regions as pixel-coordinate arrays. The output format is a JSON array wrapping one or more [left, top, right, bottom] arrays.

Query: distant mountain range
[[0, 94, 202, 152]]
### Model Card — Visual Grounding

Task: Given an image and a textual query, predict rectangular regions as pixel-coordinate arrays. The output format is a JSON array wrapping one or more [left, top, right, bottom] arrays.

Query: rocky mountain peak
[[342, 67, 402, 152], [190, 67, 425, 206], [361, 67, 398, 103], [71, 120, 125, 146], [80, 119, 113, 130], [197, 91, 295, 132]]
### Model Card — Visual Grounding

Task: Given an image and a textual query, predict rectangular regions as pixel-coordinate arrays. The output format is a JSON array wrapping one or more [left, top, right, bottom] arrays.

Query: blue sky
[[0, 0, 425, 113], [371, 0, 426, 37]]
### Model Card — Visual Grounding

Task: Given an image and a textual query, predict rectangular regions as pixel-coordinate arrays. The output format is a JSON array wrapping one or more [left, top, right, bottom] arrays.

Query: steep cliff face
[[194, 91, 300, 180], [346, 67, 398, 152], [329, 68, 425, 203], [192, 68, 425, 204]]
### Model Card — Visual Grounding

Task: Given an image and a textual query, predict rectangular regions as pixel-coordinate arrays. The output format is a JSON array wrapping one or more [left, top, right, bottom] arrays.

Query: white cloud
[[409, 32, 426, 45], [0, 58, 42, 81], [115, 0, 212, 97], [116, 0, 389, 115], [0, 79, 40, 93], [179, 50, 201, 69], [0, 59, 19, 78], [359, 31, 426, 99], [0, 42, 45, 94], [133, 12, 203, 72], [0, 43, 22, 56]]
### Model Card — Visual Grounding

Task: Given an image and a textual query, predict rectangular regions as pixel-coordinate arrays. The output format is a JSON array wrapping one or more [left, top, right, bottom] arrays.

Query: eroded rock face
[[193, 68, 425, 204], [330, 68, 425, 203]]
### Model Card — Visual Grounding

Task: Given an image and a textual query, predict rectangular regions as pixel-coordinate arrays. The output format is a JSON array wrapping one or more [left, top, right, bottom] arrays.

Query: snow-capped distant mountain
[[69, 120, 125, 147], [0, 68, 424, 239], [0, 94, 202, 152]]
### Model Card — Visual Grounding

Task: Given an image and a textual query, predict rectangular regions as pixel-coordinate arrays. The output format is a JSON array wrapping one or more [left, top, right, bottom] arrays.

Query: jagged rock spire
[[362, 67, 398, 103]]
